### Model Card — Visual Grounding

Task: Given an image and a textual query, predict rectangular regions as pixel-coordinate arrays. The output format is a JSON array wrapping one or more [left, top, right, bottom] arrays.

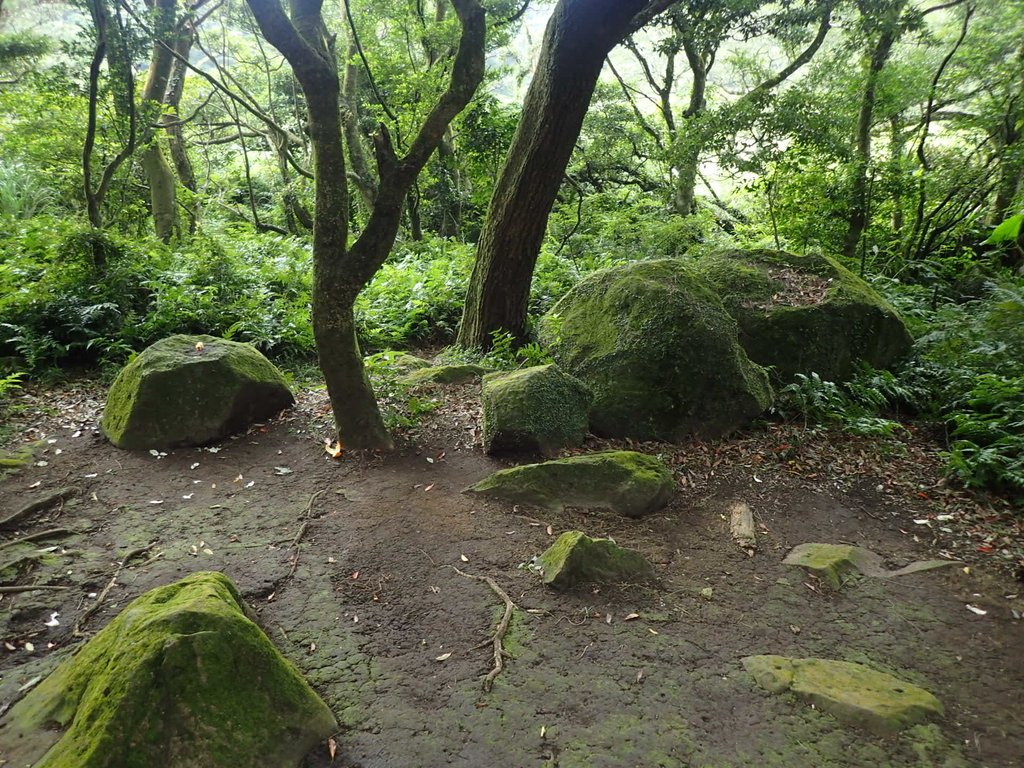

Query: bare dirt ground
[[1, 377, 1022, 767]]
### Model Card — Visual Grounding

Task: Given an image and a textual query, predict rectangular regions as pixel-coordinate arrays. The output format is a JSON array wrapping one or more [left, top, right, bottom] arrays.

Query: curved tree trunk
[[457, 0, 659, 349], [245, 0, 485, 450]]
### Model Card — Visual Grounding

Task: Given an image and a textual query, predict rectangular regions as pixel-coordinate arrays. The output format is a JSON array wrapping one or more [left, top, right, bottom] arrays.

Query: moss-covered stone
[[697, 249, 913, 383], [399, 363, 492, 388], [540, 259, 772, 441], [783, 543, 957, 589], [537, 530, 654, 589], [0, 440, 45, 476], [365, 351, 432, 374], [465, 450, 674, 518], [480, 364, 592, 455], [101, 335, 294, 450], [742, 655, 943, 735], [0, 571, 337, 768]]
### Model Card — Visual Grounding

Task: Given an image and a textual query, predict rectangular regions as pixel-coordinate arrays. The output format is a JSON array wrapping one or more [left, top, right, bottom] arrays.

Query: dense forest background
[[0, 0, 1021, 492]]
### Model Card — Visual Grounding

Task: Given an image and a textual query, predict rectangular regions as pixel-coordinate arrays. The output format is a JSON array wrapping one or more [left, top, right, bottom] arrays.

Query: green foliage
[[362, 351, 440, 431], [0, 162, 56, 219], [0, 370, 24, 405], [775, 370, 909, 437], [355, 236, 474, 351]]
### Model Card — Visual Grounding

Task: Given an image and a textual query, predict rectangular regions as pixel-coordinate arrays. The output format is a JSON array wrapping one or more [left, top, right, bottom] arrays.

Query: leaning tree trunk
[[457, 0, 660, 349]]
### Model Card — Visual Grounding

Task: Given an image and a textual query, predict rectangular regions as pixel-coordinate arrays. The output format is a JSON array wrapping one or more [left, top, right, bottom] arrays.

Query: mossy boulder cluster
[[697, 249, 913, 383], [742, 655, 943, 734], [539, 251, 912, 440], [101, 334, 294, 450], [537, 531, 654, 589], [481, 364, 592, 455], [540, 259, 773, 441], [466, 450, 674, 518], [0, 571, 336, 768]]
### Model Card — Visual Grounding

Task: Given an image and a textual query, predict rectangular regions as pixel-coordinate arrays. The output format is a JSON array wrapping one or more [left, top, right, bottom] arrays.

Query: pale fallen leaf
[[245, 480, 255, 488], [182, 493, 194, 500], [24, 642, 35, 652], [148, 500, 163, 505], [605, 613, 612, 625], [460, 554, 469, 562], [636, 668, 645, 683], [540, 725, 547, 739], [426, 457, 435, 464], [546, 525, 554, 536], [700, 587, 713, 600], [309, 642, 317, 652], [648, 628, 659, 635], [4, 642, 16, 651], [202, 548, 213, 555], [206, 447, 221, 454], [353, 615, 359, 623], [324, 441, 343, 459], [327, 556, 336, 564], [328, 737, 337, 760], [84, 473, 98, 478], [44, 612, 60, 627], [274, 466, 294, 475], [966, 604, 987, 616], [435, 652, 452, 661], [28, 480, 41, 488], [430, 586, 440, 594], [234, 474, 243, 483], [424, 483, 435, 492], [623, 613, 640, 621], [190, 462, 200, 470]]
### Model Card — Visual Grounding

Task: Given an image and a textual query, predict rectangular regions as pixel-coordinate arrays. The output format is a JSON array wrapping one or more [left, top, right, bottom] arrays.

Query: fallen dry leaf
[[435, 652, 452, 661], [328, 737, 337, 760], [623, 613, 640, 621], [460, 554, 469, 563]]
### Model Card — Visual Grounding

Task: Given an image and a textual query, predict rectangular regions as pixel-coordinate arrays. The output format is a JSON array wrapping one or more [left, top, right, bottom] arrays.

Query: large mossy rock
[[742, 655, 943, 735], [697, 249, 913, 382], [465, 451, 674, 518], [537, 531, 654, 589], [540, 259, 772, 441], [0, 571, 336, 768], [101, 335, 294, 450], [399, 363, 492, 388], [481, 364, 592, 455]]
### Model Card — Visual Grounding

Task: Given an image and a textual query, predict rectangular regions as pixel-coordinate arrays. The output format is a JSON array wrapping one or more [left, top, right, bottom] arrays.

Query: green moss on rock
[[481, 364, 592, 455], [1, 571, 337, 768], [742, 655, 943, 735], [697, 249, 913, 382], [537, 530, 654, 589], [0, 440, 45, 476], [465, 450, 674, 517], [399, 363, 492, 388], [365, 351, 432, 374], [540, 259, 772, 441], [101, 335, 294, 450]]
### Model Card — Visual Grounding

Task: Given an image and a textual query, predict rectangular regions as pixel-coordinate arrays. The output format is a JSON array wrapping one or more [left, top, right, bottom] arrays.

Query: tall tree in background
[[457, 0, 676, 350], [245, 0, 485, 449]]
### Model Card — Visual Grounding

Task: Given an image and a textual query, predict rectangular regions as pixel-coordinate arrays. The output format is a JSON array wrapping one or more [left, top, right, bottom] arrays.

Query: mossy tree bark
[[245, 0, 485, 449], [457, 0, 675, 350]]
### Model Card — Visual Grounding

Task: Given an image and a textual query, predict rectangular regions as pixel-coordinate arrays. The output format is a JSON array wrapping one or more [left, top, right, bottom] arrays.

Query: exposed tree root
[[0, 487, 79, 529], [0, 528, 78, 551], [73, 541, 157, 637], [0, 584, 71, 594], [448, 565, 516, 692], [286, 489, 326, 580]]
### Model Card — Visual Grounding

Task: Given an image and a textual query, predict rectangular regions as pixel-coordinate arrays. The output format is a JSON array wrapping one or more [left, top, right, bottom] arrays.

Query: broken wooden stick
[[0, 487, 78, 529], [0, 584, 72, 594], [448, 566, 516, 692], [73, 541, 157, 637], [729, 501, 756, 555]]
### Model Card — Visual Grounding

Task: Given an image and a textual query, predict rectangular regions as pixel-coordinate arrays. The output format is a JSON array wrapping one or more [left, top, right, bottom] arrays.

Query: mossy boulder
[[742, 655, 943, 735], [399, 363, 492, 388], [101, 335, 294, 450], [481, 364, 592, 455], [0, 571, 337, 768], [0, 440, 45, 476], [366, 351, 432, 374], [537, 531, 654, 589], [697, 249, 913, 382], [465, 450, 674, 518], [540, 259, 772, 441]]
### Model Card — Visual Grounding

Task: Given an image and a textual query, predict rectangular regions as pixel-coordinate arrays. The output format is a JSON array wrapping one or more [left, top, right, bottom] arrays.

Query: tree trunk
[[246, 0, 484, 449], [458, 0, 657, 349], [139, 0, 180, 242], [843, 12, 899, 260]]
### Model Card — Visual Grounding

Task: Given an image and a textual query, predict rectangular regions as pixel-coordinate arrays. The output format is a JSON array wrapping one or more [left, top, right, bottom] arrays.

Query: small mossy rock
[[742, 655, 943, 735], [101, 335, 294, 450], [784, 543, 956, 588], [481, 364, 592, 455], [782, 543, 861, 589], [399, 363, 492, 388], [0, 440, 45, 476], [537, 530, 654, 589], [697, 249, 913, 382], [539, 259, 772, 441], [0, 571, 337, 768], [465, 450, 673, 518], [365, 351, 432, 374]]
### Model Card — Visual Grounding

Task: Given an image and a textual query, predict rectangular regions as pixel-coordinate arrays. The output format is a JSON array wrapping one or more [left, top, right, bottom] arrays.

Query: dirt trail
[[1, 383, 1022, 767]]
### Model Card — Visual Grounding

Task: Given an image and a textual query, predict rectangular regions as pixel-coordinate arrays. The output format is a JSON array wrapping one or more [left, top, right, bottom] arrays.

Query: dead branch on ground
[[448, 565, 517, 692]]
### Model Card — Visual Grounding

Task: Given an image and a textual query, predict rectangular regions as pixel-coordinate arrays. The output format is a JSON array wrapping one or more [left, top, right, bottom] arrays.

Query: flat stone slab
[[783, 543, 956, 589], [1, 571, 337, 768], [399, 363, 492, 387], [465, 450, 674, 518], [537, 530, 654, 589], [743, 655, 944, 734]]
